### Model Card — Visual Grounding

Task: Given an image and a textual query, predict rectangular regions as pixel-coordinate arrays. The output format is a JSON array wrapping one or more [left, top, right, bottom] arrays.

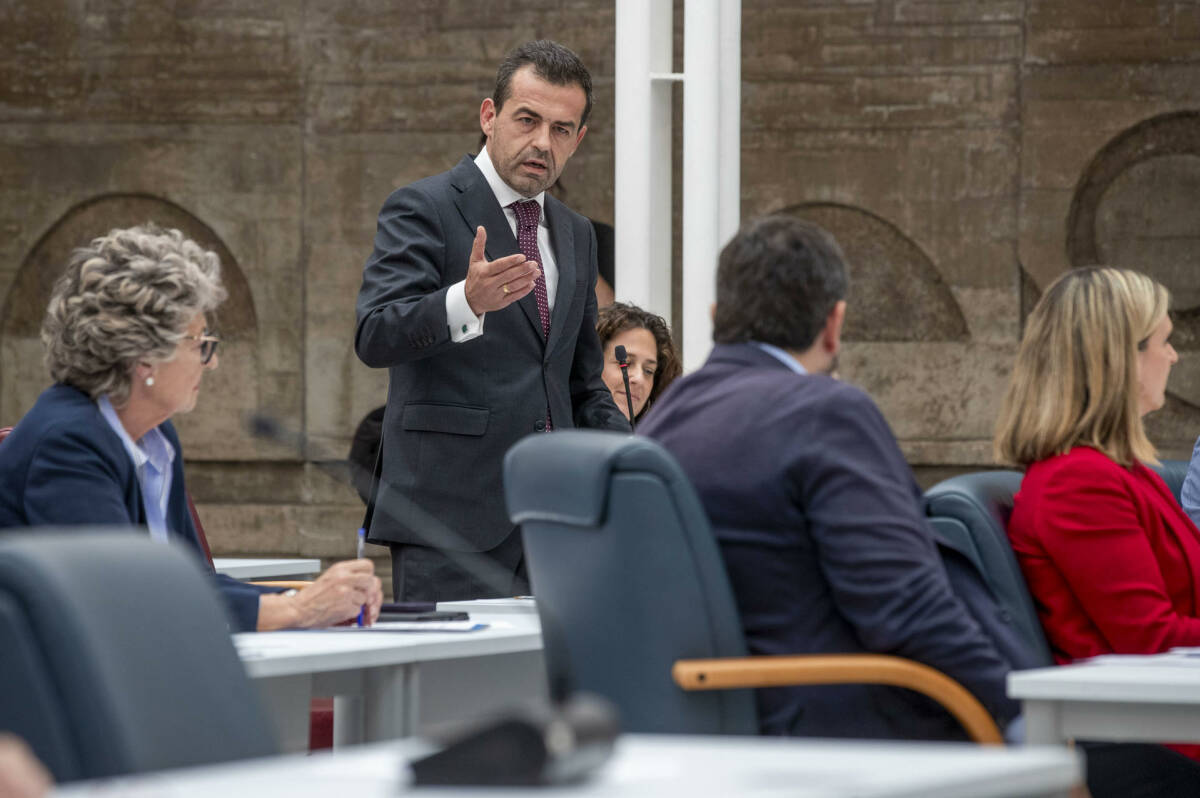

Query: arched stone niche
[[1, 194, 261, 459], [779, 203, 969, 342], [1064, 111, 1200, 450]]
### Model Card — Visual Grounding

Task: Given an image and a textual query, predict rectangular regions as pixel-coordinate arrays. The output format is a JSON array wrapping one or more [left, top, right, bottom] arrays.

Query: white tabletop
[[235, 612, 543, 679], [1009, 658, 1200, 704], [438, 597, 538, 614], [238, 611, 547, 749], [213, 557, 322, 579], [53, 734, 1083, 798], [1008, 656, 1200, 744]]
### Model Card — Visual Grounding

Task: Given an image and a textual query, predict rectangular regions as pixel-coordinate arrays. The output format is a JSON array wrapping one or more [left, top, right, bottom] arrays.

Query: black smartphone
[[377, 610, 470, 623]]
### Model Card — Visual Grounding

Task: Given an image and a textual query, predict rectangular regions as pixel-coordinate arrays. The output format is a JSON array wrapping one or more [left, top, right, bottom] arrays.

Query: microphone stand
[[615, 345, 636, 431]]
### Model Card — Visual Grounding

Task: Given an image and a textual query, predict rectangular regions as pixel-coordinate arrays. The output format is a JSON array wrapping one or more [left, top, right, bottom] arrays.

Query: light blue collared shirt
[[97, 396, 175, 543], [750, 341, 808, 376]]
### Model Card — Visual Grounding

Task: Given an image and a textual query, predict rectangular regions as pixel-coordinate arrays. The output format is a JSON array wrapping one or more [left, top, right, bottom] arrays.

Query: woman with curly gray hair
[[0, 224, 381, 632]]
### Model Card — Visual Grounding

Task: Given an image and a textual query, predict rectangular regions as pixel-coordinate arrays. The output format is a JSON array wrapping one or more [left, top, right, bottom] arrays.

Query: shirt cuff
[[446, 281, 485, 342]]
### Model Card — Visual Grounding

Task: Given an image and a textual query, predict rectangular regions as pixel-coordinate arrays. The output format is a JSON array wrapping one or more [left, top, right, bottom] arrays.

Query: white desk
[[213, 557, 322, 579], [238, 611, 546, 752], [438, 596, 538, 614], [53, 734, 1084, 798], [1009, 659, 1200, 745]]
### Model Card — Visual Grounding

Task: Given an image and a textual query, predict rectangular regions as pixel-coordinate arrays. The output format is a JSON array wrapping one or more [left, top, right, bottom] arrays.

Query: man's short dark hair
[[493, 40, 593, 127], [712, 215, 848, 350]]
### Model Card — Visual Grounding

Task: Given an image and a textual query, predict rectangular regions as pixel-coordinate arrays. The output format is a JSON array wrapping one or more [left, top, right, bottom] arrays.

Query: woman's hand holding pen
[[288, 559, 383, 628]]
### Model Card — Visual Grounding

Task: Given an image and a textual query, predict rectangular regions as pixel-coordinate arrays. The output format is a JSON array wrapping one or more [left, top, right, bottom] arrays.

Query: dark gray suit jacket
[[639, 343, 1019, 740], [355, 156, 629, 552]]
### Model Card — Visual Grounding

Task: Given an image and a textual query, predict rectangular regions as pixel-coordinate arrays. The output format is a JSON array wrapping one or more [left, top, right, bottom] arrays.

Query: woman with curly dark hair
[[595, 302, 681, 422]]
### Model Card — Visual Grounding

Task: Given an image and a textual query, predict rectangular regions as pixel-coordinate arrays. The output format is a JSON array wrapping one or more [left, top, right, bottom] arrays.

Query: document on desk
[[338, 621, 489, 632]]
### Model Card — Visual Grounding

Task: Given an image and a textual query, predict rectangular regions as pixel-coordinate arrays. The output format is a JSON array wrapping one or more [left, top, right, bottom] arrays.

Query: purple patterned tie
[[510, 199, 552, 430], [510, 200, 551, 339]]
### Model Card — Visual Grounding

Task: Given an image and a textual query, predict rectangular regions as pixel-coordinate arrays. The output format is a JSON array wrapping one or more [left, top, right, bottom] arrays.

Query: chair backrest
[[923, 472, 1053, 668], [0, 530, 277, 782], [1151, 458, 1189, 504], [504, 431, 757, 735]]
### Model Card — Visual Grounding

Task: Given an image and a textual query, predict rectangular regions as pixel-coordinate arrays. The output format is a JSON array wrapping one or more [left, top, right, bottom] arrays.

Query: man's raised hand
[[464, 226, 540, 314]]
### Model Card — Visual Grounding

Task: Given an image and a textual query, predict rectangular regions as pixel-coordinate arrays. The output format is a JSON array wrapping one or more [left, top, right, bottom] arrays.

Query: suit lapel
[[544, 195, 576, 358], [449, 156, 542, 337]]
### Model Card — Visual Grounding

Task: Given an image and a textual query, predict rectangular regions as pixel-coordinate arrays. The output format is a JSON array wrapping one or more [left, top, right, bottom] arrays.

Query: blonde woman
[[996, 266, 1200, 794]]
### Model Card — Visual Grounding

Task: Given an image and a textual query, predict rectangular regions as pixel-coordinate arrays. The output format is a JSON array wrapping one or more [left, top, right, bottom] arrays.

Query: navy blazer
[[639, 343, 1018, 740], [0, 383, 267, 631], [355, 155, 628, 553]]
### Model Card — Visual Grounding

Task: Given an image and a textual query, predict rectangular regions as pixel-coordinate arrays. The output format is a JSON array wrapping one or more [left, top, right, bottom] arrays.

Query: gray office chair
[[923, 471, 1053, 669], [504, 431, 1002, 744], [1151, 458, 1188, 504], [0, 530, 278, 782], [923, 461, 1192, 673]]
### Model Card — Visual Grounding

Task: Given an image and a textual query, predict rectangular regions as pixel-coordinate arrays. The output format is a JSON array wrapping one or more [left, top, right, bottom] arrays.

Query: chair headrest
[[923, 470, 1024, 528], [505, 431, 673, 527], [1150, 458, 1189, 503]]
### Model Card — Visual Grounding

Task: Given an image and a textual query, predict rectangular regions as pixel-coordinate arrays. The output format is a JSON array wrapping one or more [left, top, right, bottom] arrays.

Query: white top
[[212, 558, 322, 579], [445, 147, 558, 343], [234, 611, 544, 679], [53, 734, 1083, 798], [1009, 658, 1200, 704], [437, 597, 538, 614]]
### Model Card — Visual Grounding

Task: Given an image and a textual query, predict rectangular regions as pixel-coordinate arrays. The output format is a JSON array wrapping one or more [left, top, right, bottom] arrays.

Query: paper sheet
[[334, 620, 489, 632]]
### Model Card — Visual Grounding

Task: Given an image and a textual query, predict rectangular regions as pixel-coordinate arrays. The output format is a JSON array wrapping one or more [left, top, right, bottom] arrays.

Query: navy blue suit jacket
[[639, 343, 1019, 740], [0, 383, 267, 631]]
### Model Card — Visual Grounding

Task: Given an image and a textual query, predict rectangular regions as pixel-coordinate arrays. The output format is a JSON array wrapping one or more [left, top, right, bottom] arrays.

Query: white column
[[682, 0, 740, 372], [614, 0, 674, 324], [718, 0, 742, 243]]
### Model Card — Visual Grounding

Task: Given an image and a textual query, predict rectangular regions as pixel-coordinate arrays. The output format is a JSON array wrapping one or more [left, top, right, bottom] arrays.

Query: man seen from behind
[[638, 215, 1019, 740]]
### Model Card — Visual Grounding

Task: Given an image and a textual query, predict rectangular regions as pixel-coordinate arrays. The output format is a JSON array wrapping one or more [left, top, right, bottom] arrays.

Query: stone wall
[[2, 1, 1199, 568]]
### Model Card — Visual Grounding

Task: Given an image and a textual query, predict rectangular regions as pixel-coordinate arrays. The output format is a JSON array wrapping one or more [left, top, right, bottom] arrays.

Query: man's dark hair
[[493, 40, 593, 127], [712, 215, 848, 350]]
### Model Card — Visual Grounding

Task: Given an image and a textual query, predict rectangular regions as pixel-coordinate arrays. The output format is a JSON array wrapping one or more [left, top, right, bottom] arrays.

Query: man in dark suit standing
[[356, 41, 629, 602], [638, 216, 1019, 741]]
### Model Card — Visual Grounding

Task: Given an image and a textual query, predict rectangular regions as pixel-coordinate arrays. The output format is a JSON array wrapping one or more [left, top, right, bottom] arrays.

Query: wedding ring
[[502, 283, 510, 294]]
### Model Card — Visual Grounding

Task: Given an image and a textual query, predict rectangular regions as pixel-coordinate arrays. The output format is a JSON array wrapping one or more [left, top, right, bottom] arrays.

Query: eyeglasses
[[182, 329, 221, 365]]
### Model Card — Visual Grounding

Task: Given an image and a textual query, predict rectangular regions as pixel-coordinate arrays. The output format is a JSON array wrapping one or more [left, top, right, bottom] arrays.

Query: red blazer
[[1010, 446, 1200, 757], [1010, 446, 1200, 662]]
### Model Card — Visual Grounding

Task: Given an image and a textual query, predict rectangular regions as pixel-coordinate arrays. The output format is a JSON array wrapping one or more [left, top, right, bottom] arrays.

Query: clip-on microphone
[[614, 345, 636, 431]]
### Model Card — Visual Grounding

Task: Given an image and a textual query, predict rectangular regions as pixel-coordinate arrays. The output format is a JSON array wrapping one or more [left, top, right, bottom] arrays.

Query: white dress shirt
[[445, 147, 560, 342]]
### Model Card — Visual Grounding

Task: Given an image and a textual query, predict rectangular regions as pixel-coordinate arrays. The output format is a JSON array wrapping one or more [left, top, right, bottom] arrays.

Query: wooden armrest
[[250, 580, 313, 590], [672, 654, 1003, 745]]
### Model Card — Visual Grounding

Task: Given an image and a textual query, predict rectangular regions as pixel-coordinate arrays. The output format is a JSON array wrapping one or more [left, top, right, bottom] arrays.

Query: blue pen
[[356, 527, 366, 627]]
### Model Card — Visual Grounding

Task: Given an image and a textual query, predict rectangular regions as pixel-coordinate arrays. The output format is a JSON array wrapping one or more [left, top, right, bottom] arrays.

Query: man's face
[[480, 65, 588, 198]]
